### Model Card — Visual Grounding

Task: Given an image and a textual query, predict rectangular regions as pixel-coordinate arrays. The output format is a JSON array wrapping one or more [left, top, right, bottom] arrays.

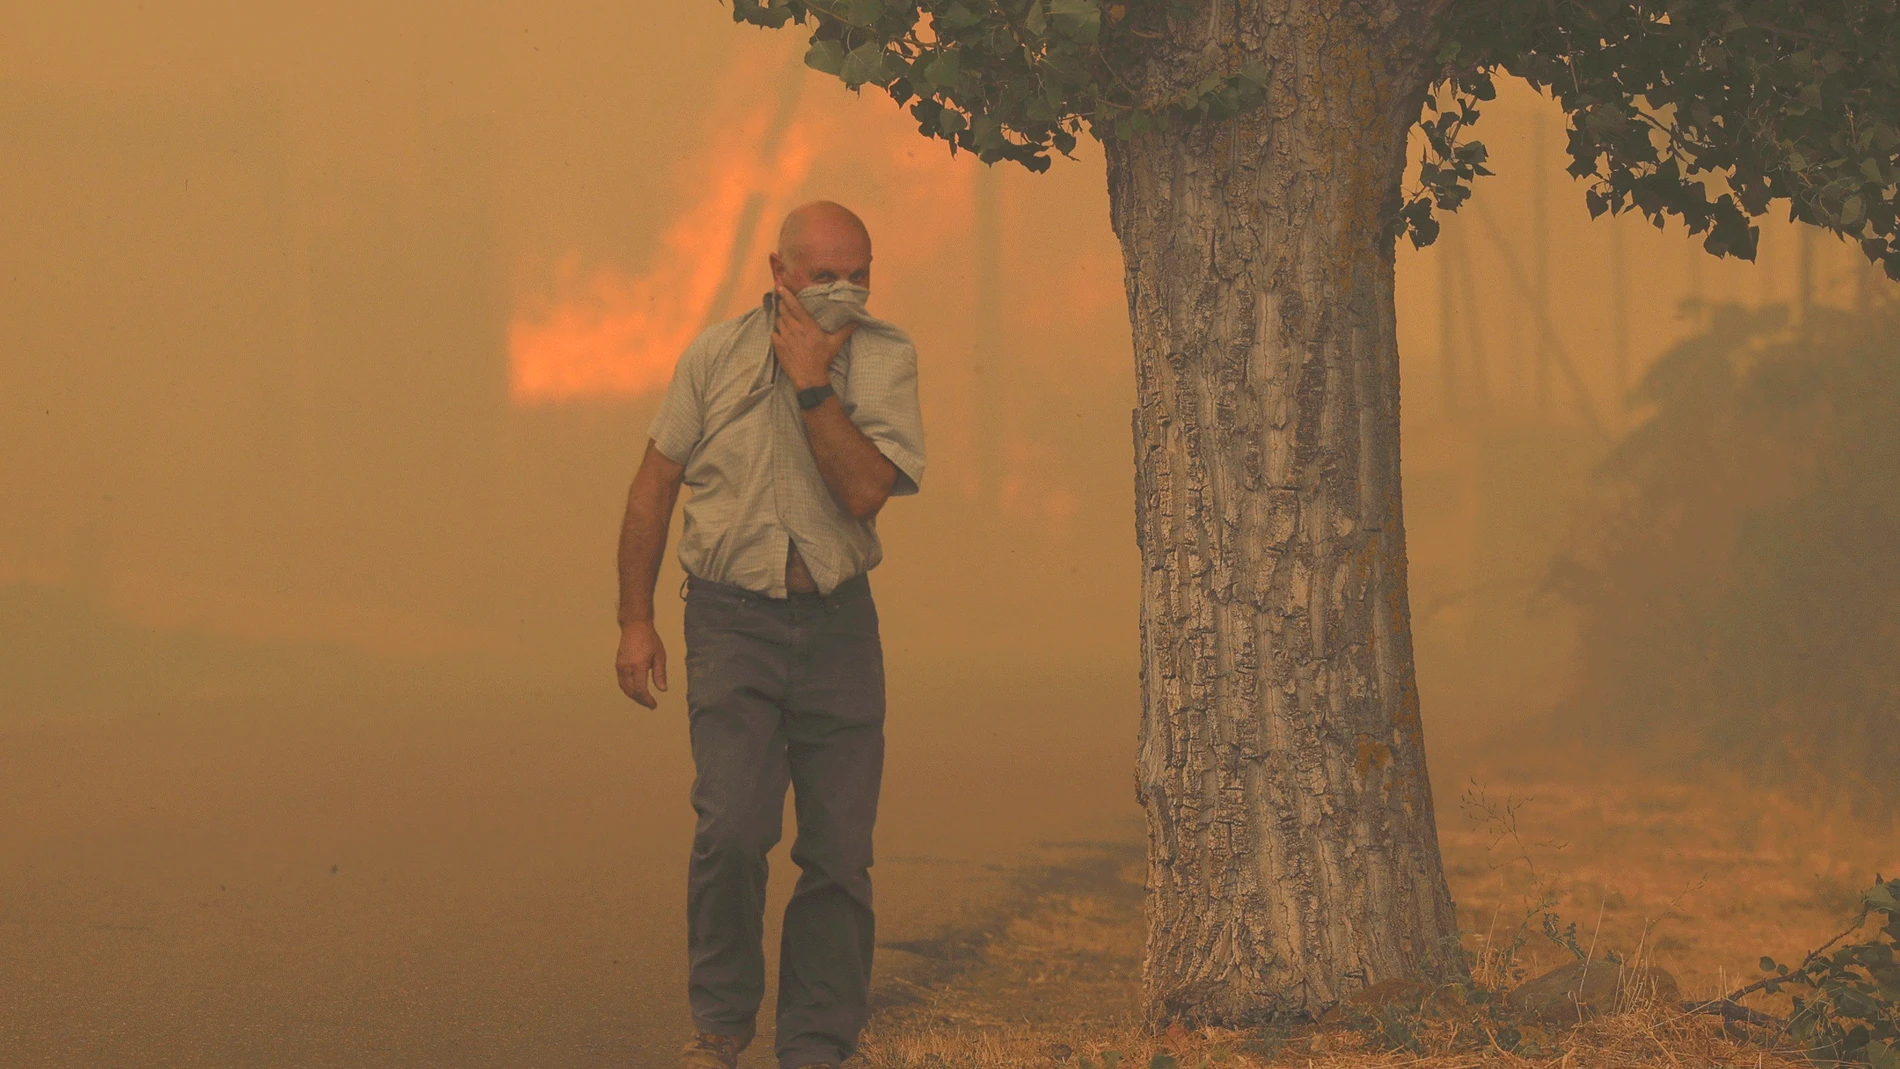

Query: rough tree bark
[[1105, 0, 1466, 1026]]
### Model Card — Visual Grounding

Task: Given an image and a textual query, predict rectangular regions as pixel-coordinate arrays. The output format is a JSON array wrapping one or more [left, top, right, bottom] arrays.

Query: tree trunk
[[1105, 0, 1465, 1026]]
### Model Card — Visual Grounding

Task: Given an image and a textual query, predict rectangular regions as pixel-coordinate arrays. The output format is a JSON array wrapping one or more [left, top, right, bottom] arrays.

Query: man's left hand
[[771, 285, 857, 391]]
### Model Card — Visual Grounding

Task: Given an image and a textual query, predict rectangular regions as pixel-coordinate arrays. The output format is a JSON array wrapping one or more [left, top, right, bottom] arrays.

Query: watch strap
[[796, 383, 835, 410]]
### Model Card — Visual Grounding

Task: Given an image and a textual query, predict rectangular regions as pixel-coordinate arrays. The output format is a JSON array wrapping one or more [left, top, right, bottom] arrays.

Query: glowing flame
[[508, 113, 812, 404]]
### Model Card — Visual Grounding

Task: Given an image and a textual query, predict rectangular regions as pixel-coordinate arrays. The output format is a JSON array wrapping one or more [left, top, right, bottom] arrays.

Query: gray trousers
[[682, 573, 883, 1069]]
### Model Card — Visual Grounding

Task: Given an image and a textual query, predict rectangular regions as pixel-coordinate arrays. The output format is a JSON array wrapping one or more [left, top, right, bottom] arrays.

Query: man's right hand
[[615, 622, 668, 708]]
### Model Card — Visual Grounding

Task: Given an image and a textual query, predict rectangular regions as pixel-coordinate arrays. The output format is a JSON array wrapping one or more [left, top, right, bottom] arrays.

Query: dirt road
[[0, 662, 1138, 1068]]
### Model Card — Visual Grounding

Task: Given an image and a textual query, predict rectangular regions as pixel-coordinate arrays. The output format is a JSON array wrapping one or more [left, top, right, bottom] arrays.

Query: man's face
[[770, 226, 873, 295]]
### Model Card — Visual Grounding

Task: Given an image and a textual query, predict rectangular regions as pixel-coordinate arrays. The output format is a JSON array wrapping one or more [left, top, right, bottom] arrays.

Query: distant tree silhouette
[[1554, 296, 1900, 818]]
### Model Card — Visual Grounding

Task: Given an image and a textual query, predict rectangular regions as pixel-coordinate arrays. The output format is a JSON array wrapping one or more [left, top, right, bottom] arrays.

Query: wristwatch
[[796, 383, 835, 411]]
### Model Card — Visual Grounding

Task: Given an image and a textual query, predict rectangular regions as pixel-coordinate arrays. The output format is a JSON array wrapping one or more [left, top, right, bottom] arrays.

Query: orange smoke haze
[[505, 53, 1013, 408], [507, 112, 813, 403]]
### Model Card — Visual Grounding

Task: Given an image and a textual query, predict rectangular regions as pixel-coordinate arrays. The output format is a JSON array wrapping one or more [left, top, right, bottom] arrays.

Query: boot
[[679, 1027, 753, 1069]]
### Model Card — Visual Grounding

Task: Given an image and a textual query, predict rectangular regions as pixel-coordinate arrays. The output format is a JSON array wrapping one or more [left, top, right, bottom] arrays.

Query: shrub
[[1551, 297, 1900, 815]]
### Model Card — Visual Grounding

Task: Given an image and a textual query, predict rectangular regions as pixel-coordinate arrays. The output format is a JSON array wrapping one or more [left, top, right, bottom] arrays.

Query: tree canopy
[[729, 0, 1900, 276]]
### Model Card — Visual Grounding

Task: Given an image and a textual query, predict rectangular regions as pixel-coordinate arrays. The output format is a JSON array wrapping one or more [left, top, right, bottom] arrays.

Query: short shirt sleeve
[[839, 327, 926, 496], [647, 334, 708, 464]]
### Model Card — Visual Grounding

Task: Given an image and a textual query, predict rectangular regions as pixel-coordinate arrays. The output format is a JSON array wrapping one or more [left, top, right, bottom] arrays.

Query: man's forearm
[[617, 512, 667, 627], [617, 445, 685, 626], [801, 399, 897, 520], [617, 498, 670, 626]]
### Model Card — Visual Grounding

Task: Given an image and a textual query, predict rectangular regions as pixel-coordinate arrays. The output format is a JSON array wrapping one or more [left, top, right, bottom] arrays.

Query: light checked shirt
[[647, 281, 926, 598]]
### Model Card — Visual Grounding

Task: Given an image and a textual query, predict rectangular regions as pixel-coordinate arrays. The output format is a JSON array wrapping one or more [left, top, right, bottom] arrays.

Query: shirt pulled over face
[[797, 279, 872, 332], [646, 284, 926, 597]]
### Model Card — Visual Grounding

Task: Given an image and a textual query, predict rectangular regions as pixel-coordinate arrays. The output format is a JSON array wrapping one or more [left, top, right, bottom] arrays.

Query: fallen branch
[[1718, 906, 1871, 1004], [1673, 905, 1874, 1034], [1678, 998, 1786, 1029]]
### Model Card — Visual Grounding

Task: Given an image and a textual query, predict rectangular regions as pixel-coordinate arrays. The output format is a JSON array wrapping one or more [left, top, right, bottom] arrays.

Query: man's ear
[[768, 252, 787, 289]]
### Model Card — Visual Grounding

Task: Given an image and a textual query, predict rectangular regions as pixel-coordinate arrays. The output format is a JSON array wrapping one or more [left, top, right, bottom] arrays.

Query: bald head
[[770, 200, 873, 295]]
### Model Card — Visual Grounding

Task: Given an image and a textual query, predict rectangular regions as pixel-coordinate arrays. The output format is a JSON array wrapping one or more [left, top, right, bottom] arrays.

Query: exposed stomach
[[786, 541, 820, 593]]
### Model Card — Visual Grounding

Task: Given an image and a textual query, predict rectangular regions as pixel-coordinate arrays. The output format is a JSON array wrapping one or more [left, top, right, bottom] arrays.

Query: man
[[613, 201, 925, 1069]]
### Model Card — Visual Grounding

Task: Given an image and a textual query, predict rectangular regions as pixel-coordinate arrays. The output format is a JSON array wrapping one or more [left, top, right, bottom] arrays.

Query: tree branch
[[1714, 906, 1871, 1005], [1678, 998, 1786, 1029]]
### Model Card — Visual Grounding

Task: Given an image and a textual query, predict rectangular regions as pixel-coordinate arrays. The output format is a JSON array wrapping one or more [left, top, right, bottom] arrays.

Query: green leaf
[[908, 96, 941, 133], [1149, 1054, 1179, 1069], [923, 50, 961, 91], [1047, 0, 1101, 42], [804, 39, 846, 76], [841, 0, 886, 26], [1835, 987, 1879, 1018], [1843, 195, 1865, 226], [731, 0, 796, 28], [840, 41, 895, 87], [1022, 0, 1049, 35], [939, 2, 984, 29]]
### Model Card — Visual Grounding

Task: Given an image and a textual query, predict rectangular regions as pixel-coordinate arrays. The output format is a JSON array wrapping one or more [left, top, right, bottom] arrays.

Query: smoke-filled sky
[[7, 0, 1887, 767], [6, 2, 1866, 676]]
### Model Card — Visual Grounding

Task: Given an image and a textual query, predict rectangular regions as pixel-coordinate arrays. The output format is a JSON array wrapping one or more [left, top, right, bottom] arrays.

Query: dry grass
[[851, 764, 1898, 1068], [859, 1012, 1816, 1069]]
